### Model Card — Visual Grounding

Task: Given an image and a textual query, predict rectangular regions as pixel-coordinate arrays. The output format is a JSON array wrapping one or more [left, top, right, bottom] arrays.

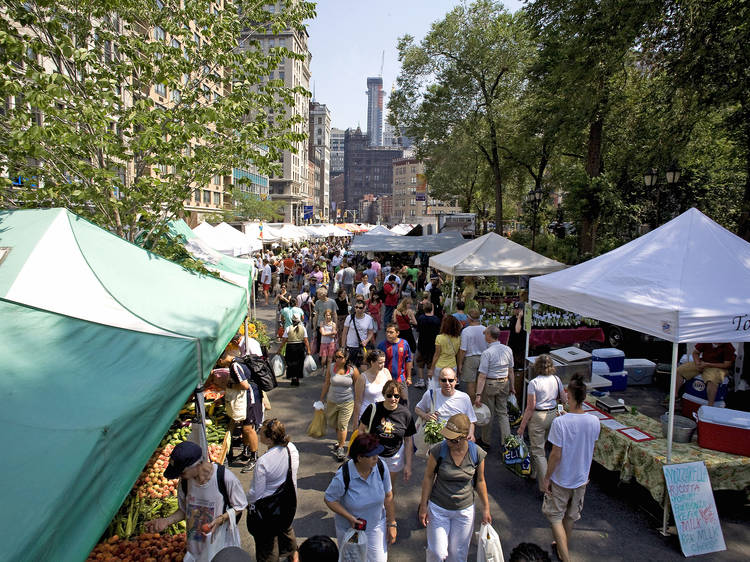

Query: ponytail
[[568, 373, 587, 405]]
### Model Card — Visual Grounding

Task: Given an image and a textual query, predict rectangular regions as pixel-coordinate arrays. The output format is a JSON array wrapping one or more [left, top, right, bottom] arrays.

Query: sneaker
[[241, 457, 257, 473], [334, 446, 346, 461]]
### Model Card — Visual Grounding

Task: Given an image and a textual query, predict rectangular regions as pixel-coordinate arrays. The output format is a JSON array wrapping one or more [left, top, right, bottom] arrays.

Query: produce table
[[587, 396, 750, 503], [499, 327, 605, 348]]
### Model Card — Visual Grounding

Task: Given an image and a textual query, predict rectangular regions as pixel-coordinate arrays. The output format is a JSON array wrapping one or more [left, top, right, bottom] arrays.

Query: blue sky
[[307, 0, 524, 130]]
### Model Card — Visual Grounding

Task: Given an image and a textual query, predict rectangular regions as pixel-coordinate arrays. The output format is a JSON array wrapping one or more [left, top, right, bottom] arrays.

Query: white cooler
[[623, 358, 656, 386]]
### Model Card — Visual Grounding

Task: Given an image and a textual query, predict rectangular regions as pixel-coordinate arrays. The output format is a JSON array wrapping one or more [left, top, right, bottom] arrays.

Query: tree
[[0, 0, 314, 247], [389, 0, 532, 234], [228, 188, 285, 222]]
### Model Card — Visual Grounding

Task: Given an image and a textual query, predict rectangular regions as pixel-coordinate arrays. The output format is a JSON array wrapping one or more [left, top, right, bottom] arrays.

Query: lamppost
[[526, 187, 543, 250], [643, 163, 681, 227]]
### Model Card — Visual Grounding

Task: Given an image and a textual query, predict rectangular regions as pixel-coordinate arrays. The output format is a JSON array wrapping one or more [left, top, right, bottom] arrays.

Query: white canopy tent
[[529, 208, 750, 533], [193, 222, 257, 256], [213, 222, 261, 254], [390, 224, 416, 235], [365, 224, 399, 236], [274, 223, 310, 242], [429, 231, 566, 314], [242, 222, 281, 243]]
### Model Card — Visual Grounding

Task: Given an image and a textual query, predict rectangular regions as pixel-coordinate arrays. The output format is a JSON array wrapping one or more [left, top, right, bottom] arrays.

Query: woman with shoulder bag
[[324, 434, 396, 562], [516, 354, 568, 492], [418, 414, 491, 562], [320, 349, 360, 462], [280, 313, 311, 387], [247, 418, 300, 562]]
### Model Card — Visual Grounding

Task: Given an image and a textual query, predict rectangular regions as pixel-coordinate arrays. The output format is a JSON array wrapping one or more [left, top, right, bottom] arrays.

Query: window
[[194, 188, 200, 201], [155, 83, 166, 96], [171, 89, 181, 103], [213, 175, 221, 185], [213, 192, 220, 205], [171, 38, 181, 50], [154, 26, 165, 41], [203, 190, 211, 204], [194, 33, 201, 47], [278, 71, 284, 81], [317, 117, 322, 124]]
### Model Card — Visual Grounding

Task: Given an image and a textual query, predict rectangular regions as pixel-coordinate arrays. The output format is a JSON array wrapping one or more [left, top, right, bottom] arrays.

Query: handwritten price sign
[[663, 461, 725, 557]]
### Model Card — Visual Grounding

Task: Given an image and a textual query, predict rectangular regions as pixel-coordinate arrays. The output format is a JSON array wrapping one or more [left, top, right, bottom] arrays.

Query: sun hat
[[440, 414, 470, 440]]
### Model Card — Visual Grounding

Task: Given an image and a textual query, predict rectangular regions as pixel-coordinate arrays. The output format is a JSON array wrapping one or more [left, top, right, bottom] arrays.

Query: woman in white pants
[[418, 414, 491, 561]]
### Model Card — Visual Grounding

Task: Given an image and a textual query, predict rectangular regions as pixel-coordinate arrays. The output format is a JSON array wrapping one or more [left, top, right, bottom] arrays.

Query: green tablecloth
[[587, 398, 750, 503]]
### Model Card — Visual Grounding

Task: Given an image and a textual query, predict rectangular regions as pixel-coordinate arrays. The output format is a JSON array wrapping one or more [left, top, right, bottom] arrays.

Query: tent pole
[[450, 275, 456, 313], [522, 301, 531, 412], [661, 341, 679, 536]]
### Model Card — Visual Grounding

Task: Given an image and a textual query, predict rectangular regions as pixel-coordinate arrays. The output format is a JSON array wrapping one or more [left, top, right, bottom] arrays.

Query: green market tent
[[0, 209, 247, 562]]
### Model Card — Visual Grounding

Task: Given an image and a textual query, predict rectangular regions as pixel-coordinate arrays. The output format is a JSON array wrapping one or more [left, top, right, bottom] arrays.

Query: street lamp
[[643, 164, 681, 226], [526, 187, 544, 250]]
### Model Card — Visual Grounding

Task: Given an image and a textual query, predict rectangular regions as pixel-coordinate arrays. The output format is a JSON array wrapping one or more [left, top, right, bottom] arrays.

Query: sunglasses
[[385, 393, 400, 399], [440, 378, 456, 383], [355, 306, 364, 310], [335, 355, 345, 359], [447, 436, 466, 444]]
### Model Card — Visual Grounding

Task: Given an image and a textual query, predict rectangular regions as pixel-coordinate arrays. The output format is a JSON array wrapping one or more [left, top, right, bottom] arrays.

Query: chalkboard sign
[[663, 461, 725, 557]]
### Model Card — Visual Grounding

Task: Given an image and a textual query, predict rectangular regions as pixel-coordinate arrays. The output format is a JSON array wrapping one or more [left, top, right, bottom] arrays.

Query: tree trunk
[[494, 171, 503, 234], [738, 117, 750, 241], [580, 118, 603, 254]]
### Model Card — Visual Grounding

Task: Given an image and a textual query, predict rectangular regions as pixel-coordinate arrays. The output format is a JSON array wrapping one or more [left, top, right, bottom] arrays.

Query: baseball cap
[[440, 414, 470, 440], [513, 301, 524, 310], [164, 441, 203, 479]]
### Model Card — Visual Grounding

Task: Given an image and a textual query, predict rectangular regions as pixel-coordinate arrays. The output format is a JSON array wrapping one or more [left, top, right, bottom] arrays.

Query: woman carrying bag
[[320, 349, 360, 461], [418, 414, 491, 562], [324, 434, 396, 562], [246, 418, 300, 562], [280, 313, 311, 387], [516, 354, 568, 492]]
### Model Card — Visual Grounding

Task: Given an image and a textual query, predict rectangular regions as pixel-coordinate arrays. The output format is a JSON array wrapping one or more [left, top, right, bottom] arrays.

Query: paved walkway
[[230, 303, 749, 561]]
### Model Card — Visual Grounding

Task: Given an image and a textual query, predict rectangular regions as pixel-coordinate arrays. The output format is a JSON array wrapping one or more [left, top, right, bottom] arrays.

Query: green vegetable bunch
[[424, 419, 447, 444]]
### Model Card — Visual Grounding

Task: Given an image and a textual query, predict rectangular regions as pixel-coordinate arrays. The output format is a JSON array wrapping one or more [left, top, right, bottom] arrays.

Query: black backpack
[[233, 355, 278, 392], [181, 464, 242, 523]]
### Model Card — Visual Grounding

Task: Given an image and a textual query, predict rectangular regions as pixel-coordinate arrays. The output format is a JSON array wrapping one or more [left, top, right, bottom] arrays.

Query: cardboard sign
[[663, 461, 725, 557], [523, 303, 532, 332]]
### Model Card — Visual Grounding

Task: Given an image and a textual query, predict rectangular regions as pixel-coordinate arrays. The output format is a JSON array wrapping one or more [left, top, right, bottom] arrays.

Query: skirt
[[285, 342, 306, 379]]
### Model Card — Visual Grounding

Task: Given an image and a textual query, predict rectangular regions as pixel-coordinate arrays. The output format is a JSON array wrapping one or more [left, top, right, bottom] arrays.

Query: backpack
[[342, 457, 386, 494], [434, 440, 480, 487], [234, 354, 278, 392], [181, 464, 242, 523]]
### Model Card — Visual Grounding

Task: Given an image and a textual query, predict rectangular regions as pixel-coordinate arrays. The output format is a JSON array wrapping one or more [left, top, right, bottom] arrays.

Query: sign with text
[[416, 173, 427, 202], [663, 461, 725, 557], [303, 205, 313, 220]]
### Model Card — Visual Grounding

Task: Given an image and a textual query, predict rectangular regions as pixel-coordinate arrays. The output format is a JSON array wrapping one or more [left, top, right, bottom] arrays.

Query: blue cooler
[[593, 348, 625, 372], [623, 358, 656, 386], [682, 374, 729, 407], [601, 371, 628, 391]]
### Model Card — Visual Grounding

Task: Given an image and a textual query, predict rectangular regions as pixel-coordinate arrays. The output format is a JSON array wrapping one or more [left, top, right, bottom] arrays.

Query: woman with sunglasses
[[320, 349, 360, 461], [354, 349, 391, 422], [418, 414, 491, 562], [247, 418, 299, 562], [358, 380, 416, 484]]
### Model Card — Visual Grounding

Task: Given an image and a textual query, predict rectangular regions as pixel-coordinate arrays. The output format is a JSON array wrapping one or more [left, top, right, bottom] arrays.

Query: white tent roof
[[362, 224, 398, 236], [243, 222, 281, 243], [193, 222, 256, 256], [214, 222, 261, 254], [274, 223, 310, 241], [430, 232, 566, 277], [529, 208, 750, 343], [390, 224, 416, 235]]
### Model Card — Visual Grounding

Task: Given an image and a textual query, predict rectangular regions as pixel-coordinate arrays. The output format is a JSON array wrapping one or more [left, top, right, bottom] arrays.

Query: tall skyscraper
[[330, 127, 345, 175], [309, 101, 331, 220], [366, 77, 384, 147]]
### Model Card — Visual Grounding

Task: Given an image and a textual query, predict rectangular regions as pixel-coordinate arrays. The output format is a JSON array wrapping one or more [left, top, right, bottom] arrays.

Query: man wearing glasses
[[341, 300, 376, 368], [415, 368, 477, 442], [378, 324, 414, 405]]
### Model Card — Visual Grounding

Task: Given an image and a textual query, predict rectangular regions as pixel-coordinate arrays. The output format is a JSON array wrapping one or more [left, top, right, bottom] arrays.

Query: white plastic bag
[[304, 354, 318, 377], [507, 394, 519, 409], [338, 528, 368, 562], [477, 523, 504, 562], [474, 404, 491, 426], [270, 354, 285, 379]]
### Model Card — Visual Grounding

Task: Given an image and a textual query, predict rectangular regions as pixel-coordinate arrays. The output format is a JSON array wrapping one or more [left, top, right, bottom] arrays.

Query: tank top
[[328, 365, 355, 403], [360, 371, 386, 418], [396, 311, 411, 331]]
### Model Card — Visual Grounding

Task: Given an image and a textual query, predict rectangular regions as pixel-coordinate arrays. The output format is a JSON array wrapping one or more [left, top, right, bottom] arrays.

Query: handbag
[[346, 403, 377, 454], [247, 447, 297, 536], [224, 387, 247, 422]]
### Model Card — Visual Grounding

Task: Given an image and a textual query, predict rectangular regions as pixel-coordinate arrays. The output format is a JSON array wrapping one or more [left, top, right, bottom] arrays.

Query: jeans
[[384, 305, 396, 326], [528, 409, 557, 489], [426, 501, 474, 561], [480, 378, 510, 445]]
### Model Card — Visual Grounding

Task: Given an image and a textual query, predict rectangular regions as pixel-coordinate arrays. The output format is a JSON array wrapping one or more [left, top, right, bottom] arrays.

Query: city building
[[330, 173, 345, 220], [343, 127, 402, 215], [242, 2, 311, 224], [391, 157, 461, 227], [330, 127, 345, 175], [366, 77, 384, 146], [309, 101, 331, 220]]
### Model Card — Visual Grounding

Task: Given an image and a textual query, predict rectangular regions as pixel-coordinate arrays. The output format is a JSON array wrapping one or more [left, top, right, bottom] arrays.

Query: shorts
[[242, 382, 263, 428], [319, 341, 337, 358], [542, 480, 587, 523], [263, 283, 270, 292], [325, 400, 354, 431], [381, 444, 405, 473], [460, 355, 481, 384], [416, 350, 433, 368], [677, 363, 728, 386]]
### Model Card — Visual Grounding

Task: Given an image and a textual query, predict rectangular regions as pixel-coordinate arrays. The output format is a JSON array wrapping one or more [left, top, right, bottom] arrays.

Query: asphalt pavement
[[230, 303, 749, 561]]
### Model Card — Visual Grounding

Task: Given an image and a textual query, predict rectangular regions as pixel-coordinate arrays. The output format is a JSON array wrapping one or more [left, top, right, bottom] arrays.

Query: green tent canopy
[[0, 209, 247, 561]]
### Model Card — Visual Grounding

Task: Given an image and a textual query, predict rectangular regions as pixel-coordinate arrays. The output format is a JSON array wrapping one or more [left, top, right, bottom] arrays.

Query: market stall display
[[0, 209, 247, 562]]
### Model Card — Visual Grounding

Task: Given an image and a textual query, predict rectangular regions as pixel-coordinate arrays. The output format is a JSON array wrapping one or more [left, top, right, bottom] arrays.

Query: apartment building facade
[[391, 158, 461, 225]]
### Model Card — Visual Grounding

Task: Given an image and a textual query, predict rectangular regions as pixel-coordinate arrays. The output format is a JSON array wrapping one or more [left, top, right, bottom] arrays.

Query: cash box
[[697, 406, 750, 456]]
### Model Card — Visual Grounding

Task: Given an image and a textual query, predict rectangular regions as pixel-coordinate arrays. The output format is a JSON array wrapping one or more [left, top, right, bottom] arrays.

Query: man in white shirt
[[260, 260, 273, 306], [341, 300, 376, 368], [457, 309, 487, 398], [355, 276, 373, 298], [415, 368, 476, 441], [474, 325, 514, 448]]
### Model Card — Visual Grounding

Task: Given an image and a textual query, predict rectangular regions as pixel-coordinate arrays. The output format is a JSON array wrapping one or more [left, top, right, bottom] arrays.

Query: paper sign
[[581, 402, 595, 411], [588, 410, 611, 421], [618, 427, 653, 442], [600, 419, 627, 430], [663, 461, 725, 557]]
